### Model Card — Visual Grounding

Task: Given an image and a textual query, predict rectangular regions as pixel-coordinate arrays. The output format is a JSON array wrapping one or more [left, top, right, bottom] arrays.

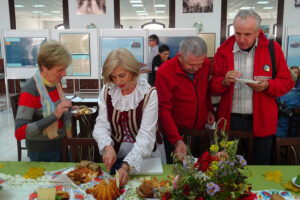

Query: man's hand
[[207, 111, 215, 125], [247, 80, 269, 92], [102, 145, 117, 172], [116, 163, 130, 186], [54, 100, 72, 119], [223, 70, 241, 86], [174, 140, 187, 162]]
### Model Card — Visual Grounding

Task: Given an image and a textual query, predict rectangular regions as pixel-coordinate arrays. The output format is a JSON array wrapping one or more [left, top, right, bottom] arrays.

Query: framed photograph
[[198, 33, 216, 58], [183, 0, 213, 13], [295, 0, 300, 7], [77, 0, 106, 15]]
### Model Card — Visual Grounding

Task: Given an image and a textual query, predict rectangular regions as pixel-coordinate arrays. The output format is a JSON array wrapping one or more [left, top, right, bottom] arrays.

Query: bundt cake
[[86, 179, 121, 200]]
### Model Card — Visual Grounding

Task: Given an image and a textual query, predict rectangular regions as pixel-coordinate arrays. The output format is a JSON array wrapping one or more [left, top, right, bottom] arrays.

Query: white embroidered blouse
[[93, 77, 158, 172]]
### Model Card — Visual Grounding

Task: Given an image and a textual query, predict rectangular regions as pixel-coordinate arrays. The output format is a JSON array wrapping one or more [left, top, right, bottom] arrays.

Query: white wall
[[68, 0, 115, 29], [175, 0, 222, 49], [282, 0, 300, 52], [0, 0, 11, 29], [121, 19, 169, 29]]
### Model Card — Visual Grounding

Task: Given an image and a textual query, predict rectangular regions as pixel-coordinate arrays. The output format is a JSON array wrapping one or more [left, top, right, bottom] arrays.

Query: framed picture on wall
[[295, 0, 300, 7], [198, 33, 216, 58], [183, 0, 213, 13]]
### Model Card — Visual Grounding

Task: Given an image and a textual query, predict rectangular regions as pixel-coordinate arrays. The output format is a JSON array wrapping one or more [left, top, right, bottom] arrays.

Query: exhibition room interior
[[0, 0, 299, 161]]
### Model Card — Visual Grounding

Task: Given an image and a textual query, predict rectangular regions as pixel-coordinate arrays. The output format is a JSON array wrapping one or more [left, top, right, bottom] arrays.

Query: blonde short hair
[[37, 40, 71, 70], [102, 48, 140, 84]]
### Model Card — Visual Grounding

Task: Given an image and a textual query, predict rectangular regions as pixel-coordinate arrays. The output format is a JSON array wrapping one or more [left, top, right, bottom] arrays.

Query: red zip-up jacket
[[155, 54, 212, 145], [209, 31, 294, 137]]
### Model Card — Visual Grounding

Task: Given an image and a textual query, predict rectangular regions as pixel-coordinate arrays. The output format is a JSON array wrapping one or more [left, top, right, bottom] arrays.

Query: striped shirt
[[231, 38, 258, 114]]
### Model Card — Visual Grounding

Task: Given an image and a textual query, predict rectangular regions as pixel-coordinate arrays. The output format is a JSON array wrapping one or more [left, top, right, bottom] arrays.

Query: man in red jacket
[[156, 37, 215, 162], [209, 10, 294, 164]]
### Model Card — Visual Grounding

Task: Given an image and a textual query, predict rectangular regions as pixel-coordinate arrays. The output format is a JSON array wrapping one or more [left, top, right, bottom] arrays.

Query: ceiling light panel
[[263, 6, 273, 9], [33, 5, 46, 8], [14, 5, 24, 8], [240, 7, 255, 10], [154, 4, 166, 7], [51, 11, 60, 13], [130, 0, 142, 3], [132, 4, 143, 7], [257, 1, 269, 4]]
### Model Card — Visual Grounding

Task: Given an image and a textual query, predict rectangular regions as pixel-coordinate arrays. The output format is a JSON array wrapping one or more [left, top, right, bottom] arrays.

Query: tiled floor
[[0, 110, 30, 161]]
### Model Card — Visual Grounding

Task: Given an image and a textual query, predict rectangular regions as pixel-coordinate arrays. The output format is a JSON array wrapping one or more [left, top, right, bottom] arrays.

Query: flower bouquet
[[156, 119, 256, 200]]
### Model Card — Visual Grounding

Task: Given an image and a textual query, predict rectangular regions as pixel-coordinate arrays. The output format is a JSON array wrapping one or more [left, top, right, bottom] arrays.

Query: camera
[[277, 100, 293, 117]]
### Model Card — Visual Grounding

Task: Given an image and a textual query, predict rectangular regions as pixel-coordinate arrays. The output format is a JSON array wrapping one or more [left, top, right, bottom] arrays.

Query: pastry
[[86, 179, 121, 200], [67, 160, 101, 185], [136, 179, 158, 198], [270, 194, 285, 200]]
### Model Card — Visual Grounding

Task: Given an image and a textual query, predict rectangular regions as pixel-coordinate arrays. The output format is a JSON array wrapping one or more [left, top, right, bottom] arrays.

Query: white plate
[[236, 79, 261, 84], [71, 107, 96, 115], [292, 176, 300, 188]]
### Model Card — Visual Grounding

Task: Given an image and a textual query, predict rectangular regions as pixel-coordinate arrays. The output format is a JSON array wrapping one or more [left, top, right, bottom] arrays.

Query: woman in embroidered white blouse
[[93, 48, 166, 186]]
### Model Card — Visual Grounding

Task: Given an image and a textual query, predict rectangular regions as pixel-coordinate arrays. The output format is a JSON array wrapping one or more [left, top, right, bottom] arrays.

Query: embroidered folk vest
[[104, 86, 161, 153]]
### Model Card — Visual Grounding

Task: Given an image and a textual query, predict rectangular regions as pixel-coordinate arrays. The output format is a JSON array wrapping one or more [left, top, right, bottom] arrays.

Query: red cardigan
[[155, 54, 212, 145], [209, 31, 294, 137]]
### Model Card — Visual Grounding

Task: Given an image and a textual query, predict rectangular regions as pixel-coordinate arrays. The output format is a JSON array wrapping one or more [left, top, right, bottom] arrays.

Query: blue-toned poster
[[5, 37, 46, 67], [101, 37, 144, 66], [159, 36, 190, 58], [287, 35, 300, 67]]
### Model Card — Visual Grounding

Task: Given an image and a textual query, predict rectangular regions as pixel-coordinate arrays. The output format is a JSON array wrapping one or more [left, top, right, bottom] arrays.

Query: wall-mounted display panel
[[2, 30, 50, 79], [148, 29, 197, 59], [284, 27, 300, 67], [51, 29, 99, 79], [198, 33, 216, 58], [99, 29, 147, 68]]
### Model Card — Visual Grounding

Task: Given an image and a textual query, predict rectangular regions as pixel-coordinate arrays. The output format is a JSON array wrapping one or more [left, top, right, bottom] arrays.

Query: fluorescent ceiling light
[[51, 11, 60, 13], [42, 13, 51, 16], [155, 11, 165, 13], [33, 5, 45, 8], [240, 7, 255, 10], [32, 11, 43, 14], [257, 1, 269, 4], [136, 10, 146, 13], [263, 6, 273, 9], [137, 13, 148, 15], [15, 5, 24, 8], [130, 0, 142, 3], [132, 4, 143, 7], [154, 4, 166, 7]]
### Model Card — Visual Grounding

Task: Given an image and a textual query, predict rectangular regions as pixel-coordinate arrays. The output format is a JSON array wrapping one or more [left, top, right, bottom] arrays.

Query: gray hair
[[179, 37, 207, 58], [233, 10, 261, 30]]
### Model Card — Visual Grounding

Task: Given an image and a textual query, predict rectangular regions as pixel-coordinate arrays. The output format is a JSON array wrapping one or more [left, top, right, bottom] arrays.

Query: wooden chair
[[9, 94, 27, 161], [62, 138, 102, 162], [275, 108, 300, 165], [275, 137, 300, 165], [178, 127, 253, 163]]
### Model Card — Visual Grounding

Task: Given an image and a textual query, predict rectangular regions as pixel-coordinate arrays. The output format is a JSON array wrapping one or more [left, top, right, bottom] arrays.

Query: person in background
[[155, 37, 215, 162], [93, 48, 166, 186], [15, 41, 73, 162], [209, 10, 294, 165], [276, 69, 300, 138], [290, 66, 300, 88], [149, 44, 170, 86]]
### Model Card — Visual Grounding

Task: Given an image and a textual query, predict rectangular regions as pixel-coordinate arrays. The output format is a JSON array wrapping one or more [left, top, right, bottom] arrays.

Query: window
[[9, 0, 69, 29]]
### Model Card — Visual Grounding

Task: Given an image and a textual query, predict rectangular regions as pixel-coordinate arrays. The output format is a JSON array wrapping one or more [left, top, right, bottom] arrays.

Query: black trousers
[[230, 113, 273, 165]]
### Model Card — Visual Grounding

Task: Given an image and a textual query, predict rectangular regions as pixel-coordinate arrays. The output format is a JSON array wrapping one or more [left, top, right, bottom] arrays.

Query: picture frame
[[198, 33, 216, 58]]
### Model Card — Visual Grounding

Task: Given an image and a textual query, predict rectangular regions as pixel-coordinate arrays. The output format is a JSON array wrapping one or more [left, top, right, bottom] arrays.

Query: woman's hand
[[103, 145, 117, 171], [54, 100, 72, 119], [116, 163, 130, 186]]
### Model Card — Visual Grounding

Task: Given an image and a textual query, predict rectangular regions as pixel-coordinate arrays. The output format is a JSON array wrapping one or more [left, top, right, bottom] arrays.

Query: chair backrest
[[178, 127, 253, 163], [275, 137, 300, 165], [62, 138, 102, 162], [9, 94, 20, 121]]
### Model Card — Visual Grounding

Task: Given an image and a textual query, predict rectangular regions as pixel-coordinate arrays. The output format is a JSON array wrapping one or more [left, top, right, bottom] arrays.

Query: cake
[[136, 178, 161, 198], [67, 160, 101, 185], [86, 179, 121, 200]]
